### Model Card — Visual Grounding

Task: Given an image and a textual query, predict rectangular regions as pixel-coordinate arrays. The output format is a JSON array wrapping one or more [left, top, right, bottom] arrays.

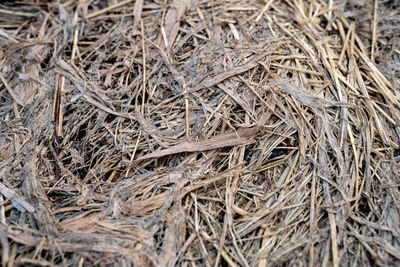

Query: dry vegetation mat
[[0, 0, 400, 266]]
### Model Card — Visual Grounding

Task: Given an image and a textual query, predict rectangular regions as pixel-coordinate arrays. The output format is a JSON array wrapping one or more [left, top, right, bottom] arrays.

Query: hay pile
[[0, 0, 399, 266]]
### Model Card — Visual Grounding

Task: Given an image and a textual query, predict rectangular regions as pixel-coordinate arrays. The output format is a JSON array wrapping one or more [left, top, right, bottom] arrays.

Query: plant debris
[[0, 0, 399, 266]]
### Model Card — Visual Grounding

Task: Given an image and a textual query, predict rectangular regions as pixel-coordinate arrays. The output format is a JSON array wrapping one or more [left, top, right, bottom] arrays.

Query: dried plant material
[[86, 0, 135, 19], [138, 127, 255, 161], [0, 28, 18, 43], [0, 0, 399, 266], [160, 0, 192, 50], [137, 111, 273, 160], [132, 0, 144, 31], [0, 183, 35, 213], [52, 74, 64, 137], [0, 73, 23, 106]]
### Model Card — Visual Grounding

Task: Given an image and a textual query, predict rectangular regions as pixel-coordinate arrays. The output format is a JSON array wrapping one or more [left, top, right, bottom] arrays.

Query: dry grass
[[0, 0, 399, 266]]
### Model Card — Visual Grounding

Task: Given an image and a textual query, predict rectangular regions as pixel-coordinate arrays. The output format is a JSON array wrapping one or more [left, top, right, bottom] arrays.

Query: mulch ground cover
[[0, 0, 399, 266]]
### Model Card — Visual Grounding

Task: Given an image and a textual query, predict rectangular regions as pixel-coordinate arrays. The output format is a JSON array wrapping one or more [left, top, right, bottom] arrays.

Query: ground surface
[[0, 0, 400, 266]]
